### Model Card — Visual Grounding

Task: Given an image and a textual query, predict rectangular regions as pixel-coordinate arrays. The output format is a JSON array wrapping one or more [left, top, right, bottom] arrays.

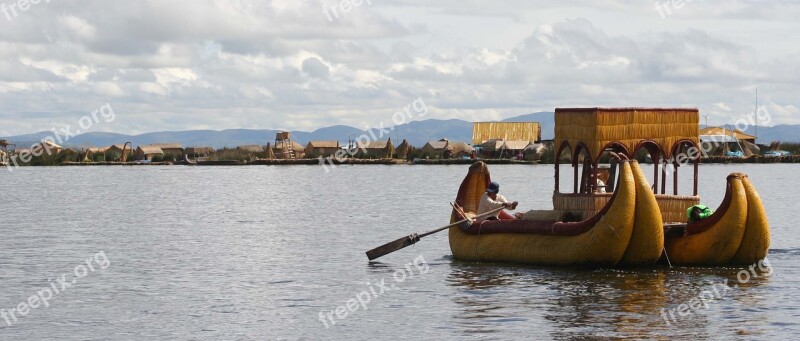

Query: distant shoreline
[[7, 155, 792, 167]]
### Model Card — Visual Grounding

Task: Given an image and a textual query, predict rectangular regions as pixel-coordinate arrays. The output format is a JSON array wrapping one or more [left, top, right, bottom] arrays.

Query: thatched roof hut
[[266, 143, 276, 159], [421, 139, 473, 159], [135, 146, 164, 161], [304, 141, 340, 157], [395, 139, 411, 159], [700, 127, 756, 144], [478, 139, 505, 152], [147, 143, 184, 155], [357, 139, 394, 159]]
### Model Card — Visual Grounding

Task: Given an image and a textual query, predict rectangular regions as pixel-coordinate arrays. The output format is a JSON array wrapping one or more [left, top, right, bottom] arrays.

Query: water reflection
[[445, 261, 772, 339]]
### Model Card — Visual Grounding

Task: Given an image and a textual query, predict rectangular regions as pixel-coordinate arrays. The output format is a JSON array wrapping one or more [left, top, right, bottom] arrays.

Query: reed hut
[[304, 141, 340, 158], [421, 139, 450, 158], [523, 143, 547, 161], [103, 144, 134, 161], [395, 139, 411, 159], [148, 143, 184, 158], [135, 146, 164, 161], [554, 107, 700, 223], [421, 139, 474, 159], [357, 139, 394, 159], [699, 127, 756, 144], [478, 139, 530, 158], [31, 140, 63, 156]]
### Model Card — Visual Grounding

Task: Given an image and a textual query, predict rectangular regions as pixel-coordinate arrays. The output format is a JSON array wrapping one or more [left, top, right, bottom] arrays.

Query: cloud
[[0, 0, 798, 137]]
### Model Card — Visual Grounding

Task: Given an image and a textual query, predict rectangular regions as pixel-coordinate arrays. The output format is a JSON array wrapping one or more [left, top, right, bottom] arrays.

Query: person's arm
[[492, 195, 518, 210], [483, 195, 504, 208]]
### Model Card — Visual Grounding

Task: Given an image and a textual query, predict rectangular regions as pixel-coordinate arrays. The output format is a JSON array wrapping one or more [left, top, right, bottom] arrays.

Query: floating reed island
[[2, 122, 798, 168]]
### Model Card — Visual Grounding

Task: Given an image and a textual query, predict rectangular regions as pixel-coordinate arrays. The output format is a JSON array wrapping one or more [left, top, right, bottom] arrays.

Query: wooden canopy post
[[653, 152, 659, 194], [661, 160, 667, 195], [673, 160, 679, 195], [573, 158, 579, 194], [693, 156, 699, 196], [554, 156, 560, 192]]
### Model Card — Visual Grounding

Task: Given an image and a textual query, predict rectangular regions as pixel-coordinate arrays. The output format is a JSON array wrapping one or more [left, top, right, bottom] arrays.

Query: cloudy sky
[[0, 0, 798, 136]]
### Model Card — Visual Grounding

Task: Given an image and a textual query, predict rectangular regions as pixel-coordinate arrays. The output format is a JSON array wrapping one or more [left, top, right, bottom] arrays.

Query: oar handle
[[417, 206, 506, 238]]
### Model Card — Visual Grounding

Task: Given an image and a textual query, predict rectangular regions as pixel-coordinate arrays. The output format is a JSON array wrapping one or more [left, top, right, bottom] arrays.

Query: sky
[[0, 0, 798, 136]]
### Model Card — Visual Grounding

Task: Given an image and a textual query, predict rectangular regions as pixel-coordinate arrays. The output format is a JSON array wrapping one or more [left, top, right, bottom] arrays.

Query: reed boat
[[449, 107, 769, 267], [449, 159, 637, 266]]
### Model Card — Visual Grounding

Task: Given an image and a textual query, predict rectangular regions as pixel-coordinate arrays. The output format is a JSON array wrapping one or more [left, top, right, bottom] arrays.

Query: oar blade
[[366, 234, 420, 261]]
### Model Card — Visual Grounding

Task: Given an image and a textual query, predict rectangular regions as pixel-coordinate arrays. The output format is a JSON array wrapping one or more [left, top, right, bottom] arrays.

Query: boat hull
[[449, 161, 636, 266]]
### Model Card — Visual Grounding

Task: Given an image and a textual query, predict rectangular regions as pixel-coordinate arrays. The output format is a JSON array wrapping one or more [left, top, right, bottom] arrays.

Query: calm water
[[0, 164, 797, 340]]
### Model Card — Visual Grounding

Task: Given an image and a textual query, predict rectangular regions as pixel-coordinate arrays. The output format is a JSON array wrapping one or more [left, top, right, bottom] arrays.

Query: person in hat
[[476, 181, 518, 221]]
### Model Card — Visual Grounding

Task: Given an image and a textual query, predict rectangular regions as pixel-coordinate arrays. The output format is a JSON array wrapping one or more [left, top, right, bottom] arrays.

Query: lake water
[[0, 163, 797, 339]]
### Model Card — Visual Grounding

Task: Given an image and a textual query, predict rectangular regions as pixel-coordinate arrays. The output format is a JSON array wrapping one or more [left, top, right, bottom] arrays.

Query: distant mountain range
[[1, 111, 797, 149]]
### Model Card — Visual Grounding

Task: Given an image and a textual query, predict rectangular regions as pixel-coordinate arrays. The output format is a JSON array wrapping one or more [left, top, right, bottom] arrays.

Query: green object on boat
[[686, 205, 714, 222]]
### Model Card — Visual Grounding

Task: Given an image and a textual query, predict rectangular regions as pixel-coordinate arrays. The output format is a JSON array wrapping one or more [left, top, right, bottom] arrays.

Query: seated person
[[595, 169, 610, 193], [477, 182, 518, 221]]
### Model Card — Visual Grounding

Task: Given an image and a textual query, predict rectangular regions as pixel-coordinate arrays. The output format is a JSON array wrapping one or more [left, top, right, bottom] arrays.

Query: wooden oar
[[365, 206, 507, 261]]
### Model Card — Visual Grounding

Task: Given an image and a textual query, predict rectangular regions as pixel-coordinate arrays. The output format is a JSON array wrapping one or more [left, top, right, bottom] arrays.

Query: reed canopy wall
[[472, 122, 541, 145], [554, 107, 701, 197]]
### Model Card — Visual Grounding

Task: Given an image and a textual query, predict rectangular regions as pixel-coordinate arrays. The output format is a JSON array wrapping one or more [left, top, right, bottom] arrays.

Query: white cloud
[[0, 0, 798, 137]]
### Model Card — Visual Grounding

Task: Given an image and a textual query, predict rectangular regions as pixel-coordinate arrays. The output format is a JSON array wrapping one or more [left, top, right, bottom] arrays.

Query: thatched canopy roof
[[555, 107, 699, 162]]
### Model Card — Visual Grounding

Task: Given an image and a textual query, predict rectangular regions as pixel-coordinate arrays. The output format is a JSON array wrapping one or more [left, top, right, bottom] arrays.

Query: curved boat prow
[[665, 173, 748, 265], [453, 161, 491, 216], [731, 175, 771, 264], [620, 160, 664, 266]]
